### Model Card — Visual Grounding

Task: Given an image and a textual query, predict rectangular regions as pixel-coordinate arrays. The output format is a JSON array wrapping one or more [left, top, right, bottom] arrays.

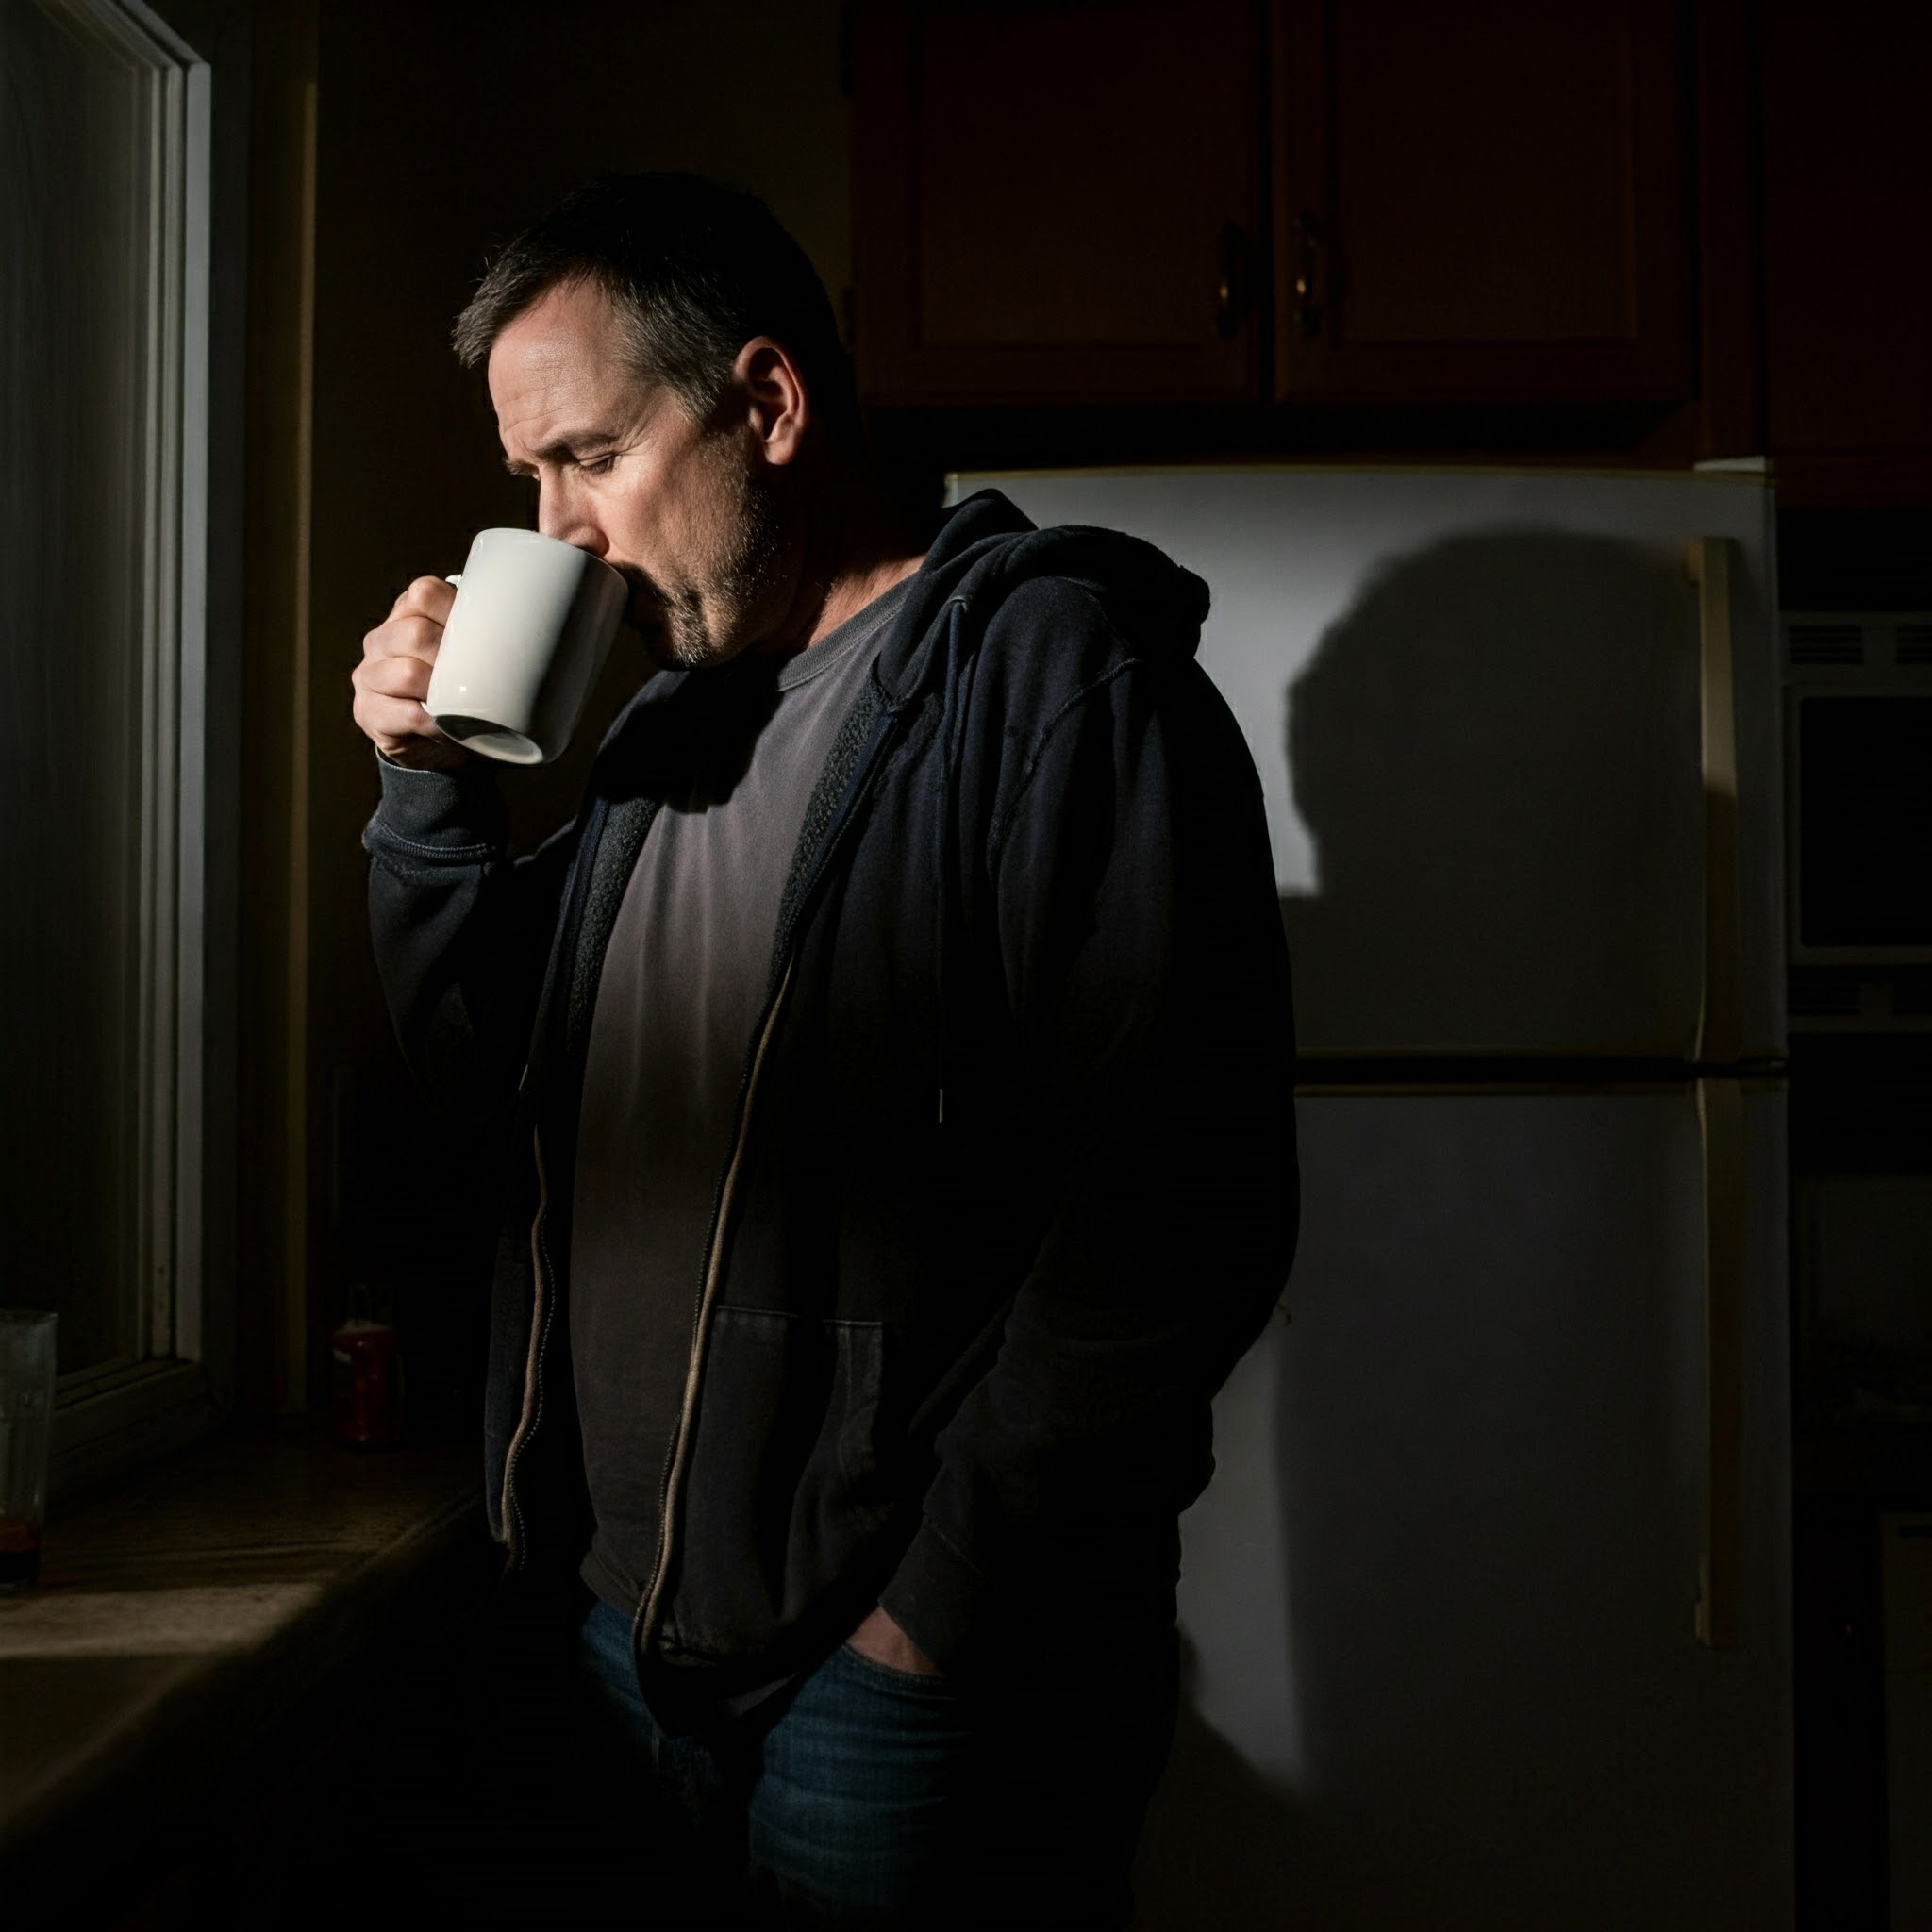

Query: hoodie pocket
[[666, 1306, 893, 1658]]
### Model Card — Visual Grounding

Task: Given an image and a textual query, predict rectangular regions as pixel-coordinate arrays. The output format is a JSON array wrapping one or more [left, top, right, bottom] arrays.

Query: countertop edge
[[0, 1429, 492, 1911]]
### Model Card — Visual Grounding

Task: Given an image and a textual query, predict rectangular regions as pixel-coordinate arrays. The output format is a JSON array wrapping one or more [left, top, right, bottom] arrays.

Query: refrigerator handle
[[1696, 1075, 1745, 1651], [1688, 538, 1743, 1066]]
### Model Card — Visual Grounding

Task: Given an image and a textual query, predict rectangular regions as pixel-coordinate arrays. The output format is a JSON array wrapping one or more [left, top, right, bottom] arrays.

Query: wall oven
[[1785, 610, 1932, 1032]]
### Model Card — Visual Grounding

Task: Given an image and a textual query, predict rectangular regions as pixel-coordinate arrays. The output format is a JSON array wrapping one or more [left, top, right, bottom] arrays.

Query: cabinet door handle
[[1292, 212, 1324, 339], [1215, 224, 1251, 340]]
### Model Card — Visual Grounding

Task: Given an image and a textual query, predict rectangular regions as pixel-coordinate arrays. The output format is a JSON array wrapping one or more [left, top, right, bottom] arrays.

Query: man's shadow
[[1133, 528, 1705, 1928], [1280, 527, 1702, 1057], [1131, 1632, 1304, 1930]]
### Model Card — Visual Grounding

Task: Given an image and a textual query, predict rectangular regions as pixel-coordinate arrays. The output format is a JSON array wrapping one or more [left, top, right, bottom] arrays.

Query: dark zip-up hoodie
[[365, 490, 1299, 1730]]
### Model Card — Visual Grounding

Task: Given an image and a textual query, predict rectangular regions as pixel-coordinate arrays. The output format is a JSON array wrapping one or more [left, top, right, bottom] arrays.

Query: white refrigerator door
[[950, 468, 1782, 1061], [1133, 1086, 1793, 1931]]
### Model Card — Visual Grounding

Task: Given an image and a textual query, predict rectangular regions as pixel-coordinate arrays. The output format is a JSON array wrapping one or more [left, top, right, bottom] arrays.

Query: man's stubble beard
[[654, 458, 787, 673]]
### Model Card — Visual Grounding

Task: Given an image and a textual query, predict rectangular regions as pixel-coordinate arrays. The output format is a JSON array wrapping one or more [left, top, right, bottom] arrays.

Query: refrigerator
[[949, 468, 1793, 1929]]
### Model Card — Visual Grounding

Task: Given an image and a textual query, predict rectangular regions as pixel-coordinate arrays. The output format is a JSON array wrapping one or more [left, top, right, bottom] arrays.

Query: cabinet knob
[[1216, 223, 1252, 340], [1292, 212, 1324, 340]]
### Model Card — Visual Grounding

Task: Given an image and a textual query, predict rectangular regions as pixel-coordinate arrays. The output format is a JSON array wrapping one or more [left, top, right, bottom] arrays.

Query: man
[[353, 174, 1296, 1926]]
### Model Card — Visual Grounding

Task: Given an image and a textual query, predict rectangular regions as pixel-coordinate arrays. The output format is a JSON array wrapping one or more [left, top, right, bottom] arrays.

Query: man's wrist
[[846, 1603, 944, 1677], [375, 738, 471, 772]]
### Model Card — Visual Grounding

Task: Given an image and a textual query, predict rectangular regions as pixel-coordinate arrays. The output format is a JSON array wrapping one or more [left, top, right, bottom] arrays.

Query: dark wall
[[291, 0, 851, 1414]]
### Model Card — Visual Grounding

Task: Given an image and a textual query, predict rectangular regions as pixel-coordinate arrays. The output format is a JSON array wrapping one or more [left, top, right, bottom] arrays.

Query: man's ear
[[734, 337, 809, 467]]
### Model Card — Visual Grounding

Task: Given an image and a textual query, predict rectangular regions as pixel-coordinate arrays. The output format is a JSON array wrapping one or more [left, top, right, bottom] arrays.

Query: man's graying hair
[[453, 173, 859, 444]]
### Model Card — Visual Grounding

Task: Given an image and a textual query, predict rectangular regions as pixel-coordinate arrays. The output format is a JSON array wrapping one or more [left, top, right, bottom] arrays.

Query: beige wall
[[245, 0, 853, 1409]]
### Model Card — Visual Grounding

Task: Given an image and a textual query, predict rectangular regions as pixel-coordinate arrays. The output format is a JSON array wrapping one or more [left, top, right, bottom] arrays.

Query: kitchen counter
[[0, 1421, 488, 1917]]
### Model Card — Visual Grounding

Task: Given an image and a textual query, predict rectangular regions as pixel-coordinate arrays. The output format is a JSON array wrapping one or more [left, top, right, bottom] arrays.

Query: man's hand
[[845, 1605, 944, 1677], [351, 575, 471, 770]]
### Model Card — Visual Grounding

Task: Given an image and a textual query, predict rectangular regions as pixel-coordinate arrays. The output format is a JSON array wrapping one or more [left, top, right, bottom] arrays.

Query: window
[[0, 0, 225, 1483]]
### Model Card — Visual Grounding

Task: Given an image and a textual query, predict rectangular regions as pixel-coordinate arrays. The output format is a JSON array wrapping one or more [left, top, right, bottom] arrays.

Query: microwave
[[1785, 611, 1932, 1030]]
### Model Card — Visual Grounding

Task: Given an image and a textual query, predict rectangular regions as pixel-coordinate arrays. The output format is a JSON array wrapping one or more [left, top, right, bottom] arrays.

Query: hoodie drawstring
[[934, 596, 971, 1126]]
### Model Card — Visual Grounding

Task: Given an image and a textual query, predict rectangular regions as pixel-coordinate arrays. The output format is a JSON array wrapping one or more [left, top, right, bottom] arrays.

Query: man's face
[[489, 279, 784, 670]]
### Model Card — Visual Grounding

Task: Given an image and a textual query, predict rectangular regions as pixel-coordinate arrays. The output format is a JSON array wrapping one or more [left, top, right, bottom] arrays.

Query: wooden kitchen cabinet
[[1270, 0, 1693, 406], [1760, 0, 1932, 506], [852, 0, 1701, 419], [850, 0, 1263, 404]]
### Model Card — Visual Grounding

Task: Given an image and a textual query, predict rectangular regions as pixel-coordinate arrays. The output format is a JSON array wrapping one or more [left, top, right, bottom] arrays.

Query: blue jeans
[[576, 1599, 1174, 1928]]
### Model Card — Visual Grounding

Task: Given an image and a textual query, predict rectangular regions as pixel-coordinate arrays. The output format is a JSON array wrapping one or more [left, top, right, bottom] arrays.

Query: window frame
[[37, 0, 239, 1493]]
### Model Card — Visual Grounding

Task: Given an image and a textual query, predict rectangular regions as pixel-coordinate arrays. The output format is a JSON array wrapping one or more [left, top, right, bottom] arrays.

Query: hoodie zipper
[[500, 1123, 556, 1570], [495, 790, 617, 1571], [497, 645, 924, 1635], [631, 676, 917, 1660], [633, 953, 799, 1651]]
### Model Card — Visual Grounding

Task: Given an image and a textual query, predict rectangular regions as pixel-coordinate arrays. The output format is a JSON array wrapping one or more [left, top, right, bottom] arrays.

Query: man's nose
[[537, 484, 608, 555]]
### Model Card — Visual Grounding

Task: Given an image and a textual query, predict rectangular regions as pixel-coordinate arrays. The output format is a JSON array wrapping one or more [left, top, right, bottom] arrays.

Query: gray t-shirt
[[571, 577, 912, 1617]]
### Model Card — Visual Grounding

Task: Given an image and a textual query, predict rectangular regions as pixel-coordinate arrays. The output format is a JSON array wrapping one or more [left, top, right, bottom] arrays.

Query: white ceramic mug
[[424, 528, 629, 765]]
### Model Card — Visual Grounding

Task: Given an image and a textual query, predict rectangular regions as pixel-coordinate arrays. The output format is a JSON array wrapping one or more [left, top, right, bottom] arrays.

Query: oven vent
[[1788, 967, 1864, 1017], [1788, 620, 1866, 668], [1896, 622, 1932, 668]]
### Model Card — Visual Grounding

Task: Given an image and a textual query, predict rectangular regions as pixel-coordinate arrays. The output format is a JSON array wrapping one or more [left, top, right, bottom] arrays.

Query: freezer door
[[1135, 1087, 1793, 1931], [953, 468, 1783, 1059]]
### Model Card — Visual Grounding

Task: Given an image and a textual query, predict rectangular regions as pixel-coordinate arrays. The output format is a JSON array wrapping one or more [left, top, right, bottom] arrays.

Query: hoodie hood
[[874, 488, 1212, 706], [850, 489, 1212, 1136]]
